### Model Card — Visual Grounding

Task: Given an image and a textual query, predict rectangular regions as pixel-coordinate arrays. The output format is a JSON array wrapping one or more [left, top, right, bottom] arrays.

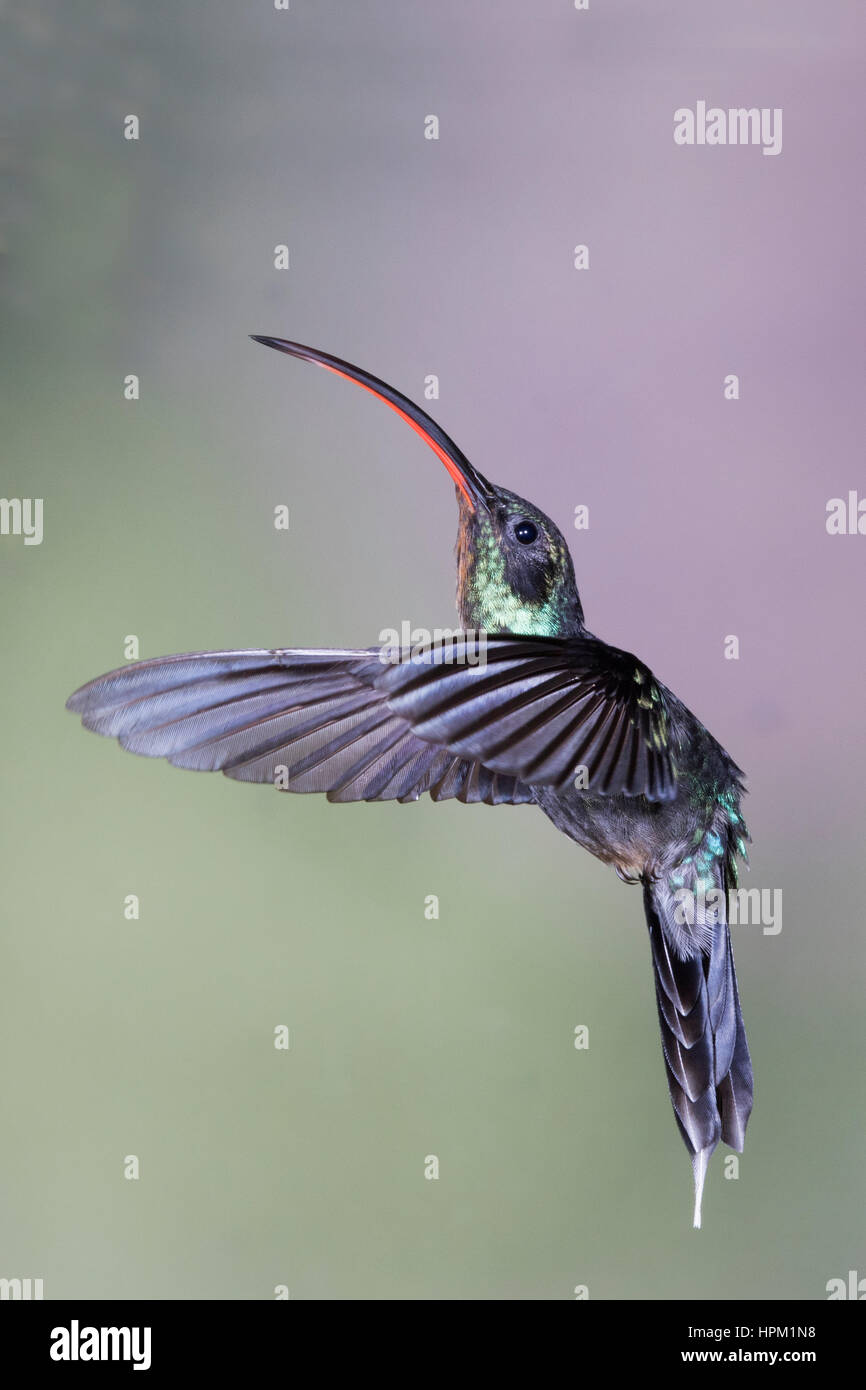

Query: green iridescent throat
[[459, 519, 575, 636]]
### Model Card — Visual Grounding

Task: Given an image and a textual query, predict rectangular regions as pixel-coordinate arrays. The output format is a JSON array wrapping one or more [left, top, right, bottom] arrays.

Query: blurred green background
[[1, 1, 863, 1298]]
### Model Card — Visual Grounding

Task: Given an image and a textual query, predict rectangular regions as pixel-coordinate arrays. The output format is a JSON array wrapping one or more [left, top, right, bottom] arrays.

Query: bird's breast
[[531, 784, 696, 882]]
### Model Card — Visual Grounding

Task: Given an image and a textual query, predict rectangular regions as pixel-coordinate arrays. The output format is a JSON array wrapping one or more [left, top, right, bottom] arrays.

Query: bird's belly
[[531, 786, 692, 881]]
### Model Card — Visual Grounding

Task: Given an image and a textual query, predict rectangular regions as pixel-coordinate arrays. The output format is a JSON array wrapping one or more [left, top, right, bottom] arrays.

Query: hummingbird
[[67, 336, 753, 1227]]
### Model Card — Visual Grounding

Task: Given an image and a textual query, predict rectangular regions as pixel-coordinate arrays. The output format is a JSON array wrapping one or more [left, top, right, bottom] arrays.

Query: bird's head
[[251, 336, 585, 637], [453, 480, 584, 636]]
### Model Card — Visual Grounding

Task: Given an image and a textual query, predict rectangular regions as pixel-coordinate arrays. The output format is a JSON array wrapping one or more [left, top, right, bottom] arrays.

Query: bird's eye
[[513, 520, 538, 544]]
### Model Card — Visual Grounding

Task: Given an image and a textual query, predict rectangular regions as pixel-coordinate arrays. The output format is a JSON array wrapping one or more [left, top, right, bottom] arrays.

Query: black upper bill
[[250, 336, 494, 511]]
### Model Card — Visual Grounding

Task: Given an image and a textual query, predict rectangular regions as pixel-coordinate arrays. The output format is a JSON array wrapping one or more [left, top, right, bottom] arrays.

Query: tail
[[642, 873, 753, 1228]]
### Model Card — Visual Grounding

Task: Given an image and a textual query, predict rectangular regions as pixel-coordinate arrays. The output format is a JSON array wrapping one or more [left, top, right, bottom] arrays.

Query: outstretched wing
[[65, 647, 532, 806], [66, 634, 676, 803], [375, 634, 676, 799]]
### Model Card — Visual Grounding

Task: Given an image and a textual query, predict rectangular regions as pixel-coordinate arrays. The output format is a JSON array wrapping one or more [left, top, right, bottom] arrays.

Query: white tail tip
[[692, 1147, 711, 1229]]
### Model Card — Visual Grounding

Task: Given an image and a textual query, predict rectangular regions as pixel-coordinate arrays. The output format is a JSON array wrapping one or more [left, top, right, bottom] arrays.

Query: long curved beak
[[250, 336, 494, 512]]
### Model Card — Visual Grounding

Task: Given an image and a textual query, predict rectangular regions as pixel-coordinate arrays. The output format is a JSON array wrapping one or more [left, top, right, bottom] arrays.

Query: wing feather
[[67, 634, 676, 804]]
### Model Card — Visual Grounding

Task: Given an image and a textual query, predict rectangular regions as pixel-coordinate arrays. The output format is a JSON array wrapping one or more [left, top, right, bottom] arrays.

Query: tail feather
[[691, 1147, 711, 1230], [717, 966, 752, 1153], [643, 875, 753, 1227]]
